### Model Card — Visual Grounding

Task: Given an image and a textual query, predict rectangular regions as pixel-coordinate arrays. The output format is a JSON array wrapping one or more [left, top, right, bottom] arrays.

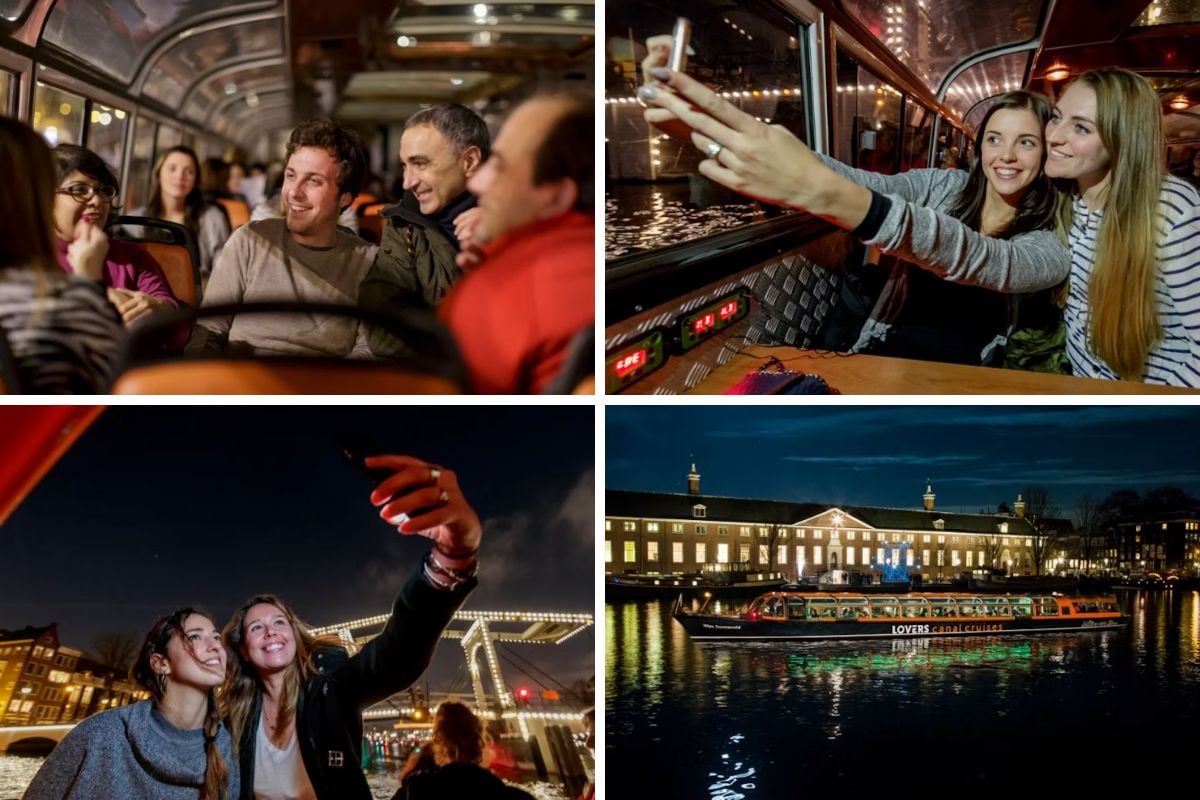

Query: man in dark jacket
[[359, 104, 490, 358]]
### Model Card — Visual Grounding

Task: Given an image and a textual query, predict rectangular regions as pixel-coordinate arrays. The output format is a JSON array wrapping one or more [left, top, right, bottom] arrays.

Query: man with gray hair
[[359, 104, 489, 358]]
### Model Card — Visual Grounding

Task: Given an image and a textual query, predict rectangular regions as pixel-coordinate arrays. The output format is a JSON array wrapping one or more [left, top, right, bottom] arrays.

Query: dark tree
[[90, 631, 140, 673]]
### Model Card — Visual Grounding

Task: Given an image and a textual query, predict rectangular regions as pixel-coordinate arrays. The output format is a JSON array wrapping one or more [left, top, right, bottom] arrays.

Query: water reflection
[[608, 591, 1200, 794]]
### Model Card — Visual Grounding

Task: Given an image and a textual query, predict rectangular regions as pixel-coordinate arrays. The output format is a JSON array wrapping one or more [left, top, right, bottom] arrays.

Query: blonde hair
[[1077, 67, 1164, 380]]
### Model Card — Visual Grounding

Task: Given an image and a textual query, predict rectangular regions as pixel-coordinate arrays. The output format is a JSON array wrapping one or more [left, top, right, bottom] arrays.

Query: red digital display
[[614, 349, 646, 377], [692, 313, 716, 335], [718, 300, 739, 320]]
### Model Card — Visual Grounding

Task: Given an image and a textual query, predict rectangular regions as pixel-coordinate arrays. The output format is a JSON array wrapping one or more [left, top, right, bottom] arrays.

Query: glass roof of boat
[[837, 0, 1044, 95], [1134, 0, 1200, 26]]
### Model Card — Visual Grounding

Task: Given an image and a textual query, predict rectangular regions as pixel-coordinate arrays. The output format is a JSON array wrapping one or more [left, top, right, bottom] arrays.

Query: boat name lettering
[[891, 624, 930, 635], [701, 623, 743, 630], [928, 624, 1004, 634]]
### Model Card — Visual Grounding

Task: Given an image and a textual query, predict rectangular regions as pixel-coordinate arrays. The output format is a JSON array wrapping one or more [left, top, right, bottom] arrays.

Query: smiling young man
[[187, 117, 376, 358], [358, 104, 489, 358]]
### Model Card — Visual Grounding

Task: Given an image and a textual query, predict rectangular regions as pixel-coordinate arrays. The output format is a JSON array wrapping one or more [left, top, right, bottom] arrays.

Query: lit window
[[605, 520, 611, 531], [739, 544, 750, 562], [847, 531, 856, 541], [777, 545, 787, 564], [937, 550, 945, 566], [759, 527, 770, 537], [671, 523, 684, 534], [814, 530, 823, 540], [647, 541, 659, 561], [877, 547, 885, 565], [938, 535, 945, 544], [923, 549, 931, 566], [952, 550, 961, 567], [693, 504, 706, 518], [847, 547, 856, 566], [862, 531, 871, 541], [778, 529, 787, 539], [741, 526, 751, 536], [923, 534, 931, 543], [813, 546, 823, 565], [759, 545, 769, 564], [716, 543, 728, 563], [862, 546, 869, 565], [696, 543, 707, 563], [673, 542, 684, 563], [623, 521, 636, 532], [647, 522, 660, 533], [623, 542, 636, 563], [605, 541, 612, 563], [966, 551, 973, 567], [906, 550, 914, 567]]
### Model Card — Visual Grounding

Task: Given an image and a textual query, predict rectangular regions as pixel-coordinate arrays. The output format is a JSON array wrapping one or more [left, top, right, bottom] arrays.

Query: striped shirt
[[1064, 175, 1200, 386], [0, 267, 124, 393]]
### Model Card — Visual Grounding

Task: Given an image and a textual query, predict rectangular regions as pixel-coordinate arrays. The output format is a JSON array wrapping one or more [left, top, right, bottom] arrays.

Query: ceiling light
[[450, 77, 464, 86], [1170, 95, 1189, 110], [1045, 65, 1070, 82]]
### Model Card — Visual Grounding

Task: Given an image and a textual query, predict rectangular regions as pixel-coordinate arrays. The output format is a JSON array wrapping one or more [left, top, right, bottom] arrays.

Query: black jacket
[[236, 568, 475, 800], [399, 763, 536, 800]]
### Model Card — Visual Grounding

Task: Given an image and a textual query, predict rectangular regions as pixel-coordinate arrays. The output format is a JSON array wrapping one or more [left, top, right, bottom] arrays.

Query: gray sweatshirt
[[23, 700, 239, 800], [816, 155, 1069, 355]]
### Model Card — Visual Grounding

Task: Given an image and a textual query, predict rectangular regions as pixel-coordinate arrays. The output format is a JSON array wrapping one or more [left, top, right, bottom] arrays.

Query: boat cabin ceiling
[[2, 0, 594, 158]]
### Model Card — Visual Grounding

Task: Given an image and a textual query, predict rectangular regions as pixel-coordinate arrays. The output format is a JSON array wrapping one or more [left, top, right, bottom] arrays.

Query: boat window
[[0, 70, 11, 117], [833, 47, 902, 173], [32, 82, 85, 146], [763, 597, 786, 617], [1010, 598, 1032, 617], [901, 97, 933, 170], [869, 598, 899, 617], [41, 0, 283, 86], [982, 598, 1011, 616], [929, 599, 956, 617], [949, 50, 1032, 133], [605, 0, 813, 262], [787, 599, 806, 619], [839, 0, 1043, 95], [808, 599, 836, 619], [838, 598, 869, 619], [85, 103, 128, 180], [1036, 597, 1059, 616], [1135, 1, 1200, 26], [901, 599, 929, 618], [122, 115, 158, 211], [142, 18, 286, 111], [0, 0, 33, 23]]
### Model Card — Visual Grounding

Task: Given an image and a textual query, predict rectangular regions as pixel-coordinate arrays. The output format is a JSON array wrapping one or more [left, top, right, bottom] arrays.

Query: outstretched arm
[[337, 455, 481, 707]]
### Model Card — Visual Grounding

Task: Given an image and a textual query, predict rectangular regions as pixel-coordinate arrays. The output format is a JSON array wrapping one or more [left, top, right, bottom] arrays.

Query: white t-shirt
[[253, 711, 317, 800]]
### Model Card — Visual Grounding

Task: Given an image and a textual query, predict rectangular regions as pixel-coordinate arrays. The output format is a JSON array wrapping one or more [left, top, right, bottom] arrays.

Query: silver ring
[[429, 467, 441, 484], [705, 141, 723, 159], [438, 489, 450, 503]]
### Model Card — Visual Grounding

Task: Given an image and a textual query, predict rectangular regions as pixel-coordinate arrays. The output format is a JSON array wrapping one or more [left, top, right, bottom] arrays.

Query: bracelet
[[435, 544, 480, 561], [422, 550, 478, 591]]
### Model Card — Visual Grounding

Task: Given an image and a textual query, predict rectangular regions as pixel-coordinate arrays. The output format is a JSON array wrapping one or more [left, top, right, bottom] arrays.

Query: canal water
[[607, 590, 1200, 795]]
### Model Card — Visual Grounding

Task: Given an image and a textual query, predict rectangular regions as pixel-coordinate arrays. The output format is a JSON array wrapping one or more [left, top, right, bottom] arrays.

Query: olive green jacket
[[358, 195, 465, 358]]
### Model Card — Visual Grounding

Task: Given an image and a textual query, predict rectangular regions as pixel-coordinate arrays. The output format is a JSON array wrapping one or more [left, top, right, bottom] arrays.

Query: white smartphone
[[669, 18, 691, 72]]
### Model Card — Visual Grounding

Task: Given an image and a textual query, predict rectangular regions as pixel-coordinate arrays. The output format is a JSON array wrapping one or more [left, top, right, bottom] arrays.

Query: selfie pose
[[222, 454, 481, 800]]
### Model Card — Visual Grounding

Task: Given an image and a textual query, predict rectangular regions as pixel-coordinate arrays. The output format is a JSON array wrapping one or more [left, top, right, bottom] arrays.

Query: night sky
[[2, 406, 595, 699], [607, 405, 1200, 514]]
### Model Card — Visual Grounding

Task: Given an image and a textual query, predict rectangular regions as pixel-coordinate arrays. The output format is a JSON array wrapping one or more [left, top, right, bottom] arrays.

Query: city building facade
[[606, 466, 1039, 581]]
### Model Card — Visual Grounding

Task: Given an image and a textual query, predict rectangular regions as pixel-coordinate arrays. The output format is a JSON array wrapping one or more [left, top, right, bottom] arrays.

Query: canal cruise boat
[[673, 590, 1129, 641]]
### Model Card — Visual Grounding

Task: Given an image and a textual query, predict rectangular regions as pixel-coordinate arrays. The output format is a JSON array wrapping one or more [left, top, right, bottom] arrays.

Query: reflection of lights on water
[[708, 733, 756, 799]]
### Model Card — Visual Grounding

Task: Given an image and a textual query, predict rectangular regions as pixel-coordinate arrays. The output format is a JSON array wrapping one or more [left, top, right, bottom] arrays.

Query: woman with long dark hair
[[0, 119, 123, 392], [222, 453, 482, 800], [25, 608, 238, 799], [128, 145, 230, 277]]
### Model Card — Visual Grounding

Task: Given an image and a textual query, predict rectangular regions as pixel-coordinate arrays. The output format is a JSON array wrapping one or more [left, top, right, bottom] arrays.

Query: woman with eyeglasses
[[0, 119, 123, 393], [52, 144, 182, 330]]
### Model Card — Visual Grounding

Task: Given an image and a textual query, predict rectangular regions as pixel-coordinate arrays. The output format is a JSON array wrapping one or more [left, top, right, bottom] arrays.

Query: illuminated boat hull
[[672, 613, 1128, 641]]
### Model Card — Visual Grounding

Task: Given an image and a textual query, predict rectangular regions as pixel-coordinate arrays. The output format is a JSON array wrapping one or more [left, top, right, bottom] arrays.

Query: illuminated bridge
[[310, 608, 594, 739]]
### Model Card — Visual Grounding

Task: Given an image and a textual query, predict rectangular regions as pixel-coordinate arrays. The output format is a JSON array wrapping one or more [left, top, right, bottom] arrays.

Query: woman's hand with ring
[[367, 455, 482, 556]]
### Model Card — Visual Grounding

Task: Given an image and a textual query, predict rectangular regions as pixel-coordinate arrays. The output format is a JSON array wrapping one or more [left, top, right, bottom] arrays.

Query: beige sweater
[[187, 219, 377, 358]]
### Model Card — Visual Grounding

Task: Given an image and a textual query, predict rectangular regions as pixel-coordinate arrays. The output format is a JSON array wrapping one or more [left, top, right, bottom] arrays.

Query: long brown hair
[[0, 118, 60, 276], [146, 145, 207, 238], [430, 701, 486, 766], [946, 90, 1062, 240], [131, 608, 229, 800], [1074, 67, 1164, 380], [220, 594, 344, 750]]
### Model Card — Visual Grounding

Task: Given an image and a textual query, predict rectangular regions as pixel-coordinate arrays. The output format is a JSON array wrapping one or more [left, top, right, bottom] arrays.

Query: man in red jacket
[[440, 94, 593, 394]]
